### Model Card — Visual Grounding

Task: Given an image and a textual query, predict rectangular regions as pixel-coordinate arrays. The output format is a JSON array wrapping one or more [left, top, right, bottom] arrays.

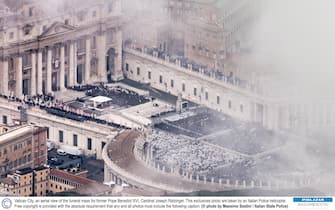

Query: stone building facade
[[0, 0, 124, 98], [123, 48, 335, 132], [0, 98, 118, 160], [0, 166, 109, 196], [124, 0, 260, 79], [0, 125, 47, 177], [0, 166, 49, 196]]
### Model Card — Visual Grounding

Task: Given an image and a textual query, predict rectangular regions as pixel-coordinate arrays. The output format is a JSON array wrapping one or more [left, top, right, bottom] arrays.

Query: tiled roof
[[50, 169, 94, 186]]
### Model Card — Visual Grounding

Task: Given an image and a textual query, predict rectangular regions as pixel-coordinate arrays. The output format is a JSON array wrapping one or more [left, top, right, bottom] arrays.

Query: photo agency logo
[[1, 198, 12, 209], [293, 197, 333, 209]]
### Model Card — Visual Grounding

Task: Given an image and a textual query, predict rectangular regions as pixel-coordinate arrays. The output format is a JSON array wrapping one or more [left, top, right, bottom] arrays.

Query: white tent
[[89, 96, 112, 108]]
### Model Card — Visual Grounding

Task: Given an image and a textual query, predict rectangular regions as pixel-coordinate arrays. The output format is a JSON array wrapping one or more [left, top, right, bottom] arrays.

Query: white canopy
[[89, 96, 112, 108], [89, 96, 112, 104]]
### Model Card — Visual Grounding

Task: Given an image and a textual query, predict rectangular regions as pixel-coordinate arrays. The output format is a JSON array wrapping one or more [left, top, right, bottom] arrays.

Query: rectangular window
[[137, 67, 140, 75], [24, 29, 30, 36], [170, 79, 174, 88], [159, 75, 163, 84], [240, 104, 244, 113], [217, 96, 220, 105], [125, 63, 129, 71], [182, 83, 185, 92], [2, 115, 7, 124], [9, 32, 14, 39], [46, 127, 49, 139], [148, 71, 151, 79], [193, 88, 197, 96], [29, 7, 33, 16], [228, 101, 232, 109], [73, 134, 78, 146], [64, 19, 69, 25], [87, 138, 92, 150], [59, 130, 64, 143], [205, 91, 208, 100]]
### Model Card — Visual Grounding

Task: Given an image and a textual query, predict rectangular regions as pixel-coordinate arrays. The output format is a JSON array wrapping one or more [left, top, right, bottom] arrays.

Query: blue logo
[[293, 197, 333, 203], [1, 198, 12, 209]]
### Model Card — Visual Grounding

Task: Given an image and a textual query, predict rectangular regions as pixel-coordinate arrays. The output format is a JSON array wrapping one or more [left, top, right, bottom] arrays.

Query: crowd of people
[[149, 130, 244, 176], [0, 85, 131, 129], [86, 85, 150, 107], [206, 123, 283, 155]]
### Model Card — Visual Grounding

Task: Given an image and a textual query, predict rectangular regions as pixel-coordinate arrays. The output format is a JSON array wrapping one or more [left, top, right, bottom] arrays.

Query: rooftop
[[50, 169, 94, 186], [16, 167, 33, 175], [0, 125, 34, 143], [89, 96, 112, 104]]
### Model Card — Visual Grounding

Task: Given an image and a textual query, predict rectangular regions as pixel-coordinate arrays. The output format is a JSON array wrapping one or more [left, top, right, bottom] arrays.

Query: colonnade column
[[85, 37, 91, 84], [273, 105, 279, 130], [68, 41, 74, 87], [114, 29, 124, 81], [37, 49, 43, 95], [250, 102, 257, 122], [15, 55, 23, 98], [0, 58, 9, 96], [284, 105, 290, 129], [60, 44, 65, 90], [97, 32, 107, 83], [46, 47, 52, 94], [30, 51, 36, 96], [262, 104, 267, 128], [268, 104, 279, 130], [307, 105, 313, 129], [74, 41, 78, 85]]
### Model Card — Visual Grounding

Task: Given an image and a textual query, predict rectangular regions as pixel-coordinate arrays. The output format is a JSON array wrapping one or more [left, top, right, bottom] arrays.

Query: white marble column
[[0, 60, 3, 95], [252, 102, 257, 122], [113, 29, 124, 81], [15, 55, 23, 98], [97, 32, 107, 82], [307, 105, 313, 129], [249, 102, 254, 122], [272, 105, 279, 130], [85, 37, 91, 84], [262, 104, 267, 128], [30, 52, 36, 96], [60, 45, 65, 90], [284, 105, 290, 129], [37, 49, 43, 95], [74, 41, 78, 85], [267, 105, 274, 130], [68, 41, 74, 87], [1, 58, 9, 96], [46, 47, 52, 94]]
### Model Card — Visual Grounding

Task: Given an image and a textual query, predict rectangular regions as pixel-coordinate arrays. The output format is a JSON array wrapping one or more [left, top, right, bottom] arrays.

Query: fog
[[2, 0, 334, 194], [249, 0, 335, 193], [250, 0, 335, 96]]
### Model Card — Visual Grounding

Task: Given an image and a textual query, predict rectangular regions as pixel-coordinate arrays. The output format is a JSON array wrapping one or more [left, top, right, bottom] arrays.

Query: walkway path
[[107, 130, 238, 192]]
